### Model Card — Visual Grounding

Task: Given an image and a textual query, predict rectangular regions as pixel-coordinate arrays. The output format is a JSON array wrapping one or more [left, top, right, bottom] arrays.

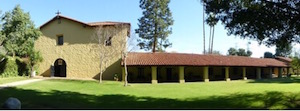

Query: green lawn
[[0, 77, 28, 85], [1, 77, 300, 109]]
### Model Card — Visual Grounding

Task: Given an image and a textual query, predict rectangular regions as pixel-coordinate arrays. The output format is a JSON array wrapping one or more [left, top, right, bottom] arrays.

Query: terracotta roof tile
[[124, 52, 290, 67]]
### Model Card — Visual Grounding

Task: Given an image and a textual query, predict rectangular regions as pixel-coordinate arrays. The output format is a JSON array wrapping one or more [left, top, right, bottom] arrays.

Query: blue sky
[[1, 0, 295, 58]]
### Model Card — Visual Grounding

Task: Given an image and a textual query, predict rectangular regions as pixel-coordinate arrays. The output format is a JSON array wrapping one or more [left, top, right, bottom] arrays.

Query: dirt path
[[0, 79, 44, 90]]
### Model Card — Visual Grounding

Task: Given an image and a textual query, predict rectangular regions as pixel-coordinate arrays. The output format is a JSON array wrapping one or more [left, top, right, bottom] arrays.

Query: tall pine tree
[[1, 5, 41, 57], [136, 0, 174, 52]]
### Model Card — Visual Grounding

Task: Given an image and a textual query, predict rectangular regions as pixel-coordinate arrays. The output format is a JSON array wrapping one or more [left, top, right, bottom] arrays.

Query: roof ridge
[[40, 15, 130, 29], [129, 52, 249, 57], [125, 52, 290, 67]]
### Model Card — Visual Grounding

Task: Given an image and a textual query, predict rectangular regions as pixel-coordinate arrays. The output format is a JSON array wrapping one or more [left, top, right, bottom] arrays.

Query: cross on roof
[[56, 10, 61, 16]]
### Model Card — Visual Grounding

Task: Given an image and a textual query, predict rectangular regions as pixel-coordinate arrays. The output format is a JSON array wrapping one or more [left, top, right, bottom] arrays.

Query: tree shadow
[[1, 87, 300, 109], [248, 77, 300, 84], [93, 59, 122, 81]]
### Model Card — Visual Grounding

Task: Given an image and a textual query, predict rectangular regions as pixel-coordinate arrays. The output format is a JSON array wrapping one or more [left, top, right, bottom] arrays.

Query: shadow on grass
[[1, 88, 300, 109], [248, 77, 300, 84]]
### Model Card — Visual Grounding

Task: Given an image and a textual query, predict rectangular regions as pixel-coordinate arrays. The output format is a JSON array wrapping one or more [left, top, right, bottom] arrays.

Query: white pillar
[[243, 67, 247, 80], [179, 66, 185, 84], [151, 66, 158, 84], [203, 66, 209, 82], [225, 67, 230, 81], [257, 68, 261, 79]]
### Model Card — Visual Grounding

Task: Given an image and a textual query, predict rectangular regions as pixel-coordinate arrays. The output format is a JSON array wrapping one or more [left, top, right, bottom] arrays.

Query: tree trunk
[[152, 37, 157, 53], [12, 51, 15, 58], [203, 4, 206, 54], [30, 66, 35, 78], [208, 26, 212, 54], [99, 63, 103, 83], [124, 56, 128, 86], [210, 26, 215, 53], [152, 22, 158, 53], [99, 72, 103, 83]]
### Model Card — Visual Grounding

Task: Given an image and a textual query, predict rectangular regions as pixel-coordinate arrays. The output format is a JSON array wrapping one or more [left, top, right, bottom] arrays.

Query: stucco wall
[[35, 18, 129, 80]]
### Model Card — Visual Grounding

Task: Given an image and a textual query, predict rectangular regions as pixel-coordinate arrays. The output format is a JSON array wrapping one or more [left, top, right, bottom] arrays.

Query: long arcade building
[[122, 52, 291, 84]]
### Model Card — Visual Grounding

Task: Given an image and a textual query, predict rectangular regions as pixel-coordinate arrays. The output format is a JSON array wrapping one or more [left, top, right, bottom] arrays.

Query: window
[[57, 36, 63, 45], [105, 37, 112, 46]]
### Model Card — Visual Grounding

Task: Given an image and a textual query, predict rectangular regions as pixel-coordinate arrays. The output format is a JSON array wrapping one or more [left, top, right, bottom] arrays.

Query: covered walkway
[[122, 53, 291, 84]]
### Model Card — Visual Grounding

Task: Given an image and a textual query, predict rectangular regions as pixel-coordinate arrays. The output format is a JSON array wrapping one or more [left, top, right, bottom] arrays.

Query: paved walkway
[[0, 79, 44, 90]]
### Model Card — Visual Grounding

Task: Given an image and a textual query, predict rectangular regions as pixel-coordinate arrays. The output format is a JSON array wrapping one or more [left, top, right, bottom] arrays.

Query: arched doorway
[[54, 59, 66, 77]]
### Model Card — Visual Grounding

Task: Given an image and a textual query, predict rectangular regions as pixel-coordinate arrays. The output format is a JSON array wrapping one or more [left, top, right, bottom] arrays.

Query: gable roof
[[39, 15, 131, 29], [123, 52, 290, 67]]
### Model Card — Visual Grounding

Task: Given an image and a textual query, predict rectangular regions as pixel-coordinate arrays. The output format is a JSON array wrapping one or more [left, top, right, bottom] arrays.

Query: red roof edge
[[39, 15, 131, 32], [122, 52, 290, 67], [39, 15, 90, 29], [275, 56, 292, 62]]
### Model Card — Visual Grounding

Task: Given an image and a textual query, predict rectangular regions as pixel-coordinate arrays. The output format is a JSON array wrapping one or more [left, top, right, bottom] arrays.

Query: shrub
[[0, 56, 31, 77], [16, 58, 30, 76], [28, 50, 43, 72], [0, 56, 19, 77]]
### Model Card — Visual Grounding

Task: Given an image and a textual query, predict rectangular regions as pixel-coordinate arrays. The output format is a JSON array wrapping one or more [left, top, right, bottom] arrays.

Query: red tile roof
[[87, 21, 130, 26], [123, 52, 290, 67], [275, 56, 292, 62], [40, 15, 130, 29]]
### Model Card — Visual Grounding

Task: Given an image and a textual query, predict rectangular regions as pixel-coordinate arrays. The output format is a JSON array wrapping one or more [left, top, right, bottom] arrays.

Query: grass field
[[1, 77, 300, 109], [0, 77, 28, 85]]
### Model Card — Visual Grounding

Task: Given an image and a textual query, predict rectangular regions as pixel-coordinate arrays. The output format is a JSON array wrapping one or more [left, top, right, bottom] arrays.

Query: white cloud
[[249, 42, 275, 58]]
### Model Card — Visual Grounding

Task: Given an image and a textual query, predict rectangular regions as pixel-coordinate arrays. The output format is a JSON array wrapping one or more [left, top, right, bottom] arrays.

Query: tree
[[246, 50, 253, 57], [136, 0, 174, 52], [0, 13, 5, 58], [93, 26, 117, 83], [275, 43, 292, 57], [1, 5, 41, 58], [121, 31, 138, 86], [228, 47, 237, 56], [264, 52, 274, 58], [227, 47, 252, 56], [28, 49, 43, 77], [0, 10, 3, 47], [206, 13, 218, 53], [237, 48, 247, 56], [211, 50, 222, 55], [92, 24, 129, 83], [291, 57, 300, 76], [202, 3, 206, 54], [202, 0, 300, 49]]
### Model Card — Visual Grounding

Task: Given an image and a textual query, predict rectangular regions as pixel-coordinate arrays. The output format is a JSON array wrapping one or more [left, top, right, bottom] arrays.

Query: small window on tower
[[57, 35, 64, 45], [105, 36, 112, 46]]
